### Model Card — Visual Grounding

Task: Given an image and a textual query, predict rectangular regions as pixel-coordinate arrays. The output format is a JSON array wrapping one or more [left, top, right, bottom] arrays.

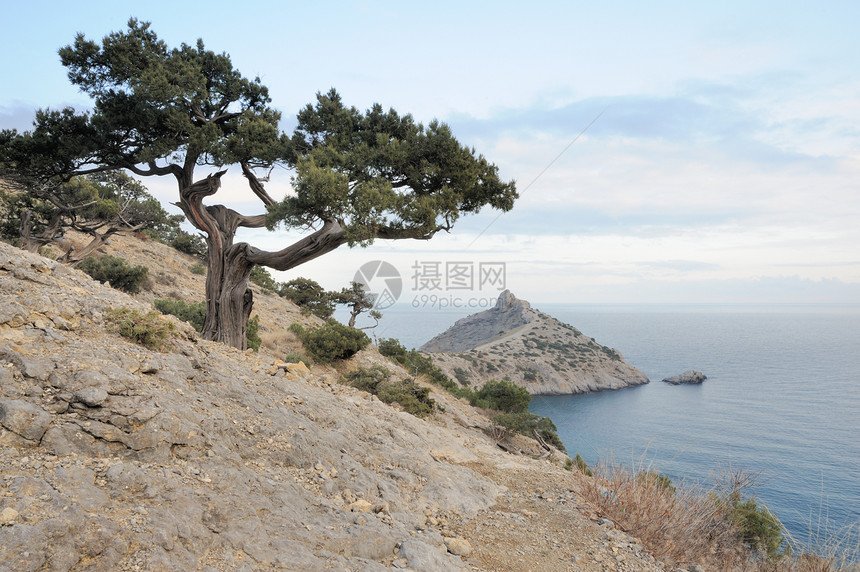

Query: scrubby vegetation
[[377, 338, 565, 450], [153, 298, 260, 351], [341, 366, 436, 417], [106, 308, 176, 350], [289, 321, 370, 363], [78, 255, 149, 294], [574, 464, 826, 570]]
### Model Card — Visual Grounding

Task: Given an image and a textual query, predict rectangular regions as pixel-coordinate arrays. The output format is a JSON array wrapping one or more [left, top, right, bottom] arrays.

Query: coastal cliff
[[420, 291, 649, 395], [0, 236, 666, 571]]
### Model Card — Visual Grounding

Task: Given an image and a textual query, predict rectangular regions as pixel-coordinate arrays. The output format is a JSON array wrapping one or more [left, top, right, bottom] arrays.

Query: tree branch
[[243, 219, 347, 271]]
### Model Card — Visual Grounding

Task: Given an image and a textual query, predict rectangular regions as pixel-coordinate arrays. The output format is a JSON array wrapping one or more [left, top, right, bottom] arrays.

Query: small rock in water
[[662, 370, 707, 385]]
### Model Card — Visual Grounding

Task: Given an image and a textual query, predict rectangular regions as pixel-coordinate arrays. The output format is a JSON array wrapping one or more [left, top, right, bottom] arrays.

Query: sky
[[2, 0, 859, 305]]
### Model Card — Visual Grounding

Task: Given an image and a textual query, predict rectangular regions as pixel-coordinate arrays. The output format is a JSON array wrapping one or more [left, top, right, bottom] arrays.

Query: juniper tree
[[0, 19, 517, 349]]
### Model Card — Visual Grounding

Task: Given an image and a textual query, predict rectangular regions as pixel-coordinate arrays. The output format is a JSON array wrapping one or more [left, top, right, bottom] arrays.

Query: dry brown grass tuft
[[578, 463, 859, 571], [579, 462, 747, 569]]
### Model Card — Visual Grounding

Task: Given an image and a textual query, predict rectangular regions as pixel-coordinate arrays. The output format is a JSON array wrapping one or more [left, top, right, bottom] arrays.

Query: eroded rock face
[[420, 291, 649, 395], [420, 290, 535, 353], [662, 370, 707, 385]]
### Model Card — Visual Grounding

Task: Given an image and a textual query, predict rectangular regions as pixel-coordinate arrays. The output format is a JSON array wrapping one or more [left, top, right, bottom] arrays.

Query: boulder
[[662, 370, 707, 385]]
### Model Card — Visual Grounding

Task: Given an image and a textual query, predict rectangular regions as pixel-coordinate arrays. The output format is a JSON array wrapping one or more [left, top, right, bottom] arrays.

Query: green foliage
[[189, 263, 206, 275], [107, 308, 176, 350], [474, 379, 531, 414], [249, 266, 278, 293], [341, 366, 436, 417], [170, 230, 207, 258], [573, 454, 593, 476], [153, 298, 205, 331], [717, 492, 785, 559], [0, 173, 174, 249], [246, 315, 261, 351], [267, 89, 518, 246], [284, 352, 312, 366], [638, 472, 675, 493], [452, 366, 471, 385], [377, 338, 472, 398], [154, 298, 260, 351], [78, 254, 149, 293], [492, 412, 566, 452], [278, 277, 335, 319], [292, 320, 370, 363]]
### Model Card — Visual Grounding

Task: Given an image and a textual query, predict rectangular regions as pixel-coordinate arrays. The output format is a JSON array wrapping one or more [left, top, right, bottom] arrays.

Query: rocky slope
[[420, 291, 649, 395], [0, 236, 667, 571]]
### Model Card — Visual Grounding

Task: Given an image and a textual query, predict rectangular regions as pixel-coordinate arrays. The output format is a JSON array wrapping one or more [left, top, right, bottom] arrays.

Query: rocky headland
[[0, 236, 668, 571], [420, 291, 649, 395]]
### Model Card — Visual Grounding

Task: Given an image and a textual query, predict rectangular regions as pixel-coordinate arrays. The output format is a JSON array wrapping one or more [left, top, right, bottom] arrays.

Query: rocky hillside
[[0, 236, 668, 571], [420, 291, 649, 395]]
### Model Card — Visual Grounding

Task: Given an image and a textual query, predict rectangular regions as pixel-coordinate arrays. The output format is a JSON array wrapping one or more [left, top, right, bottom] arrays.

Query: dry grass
[[579, 462, 747, 569], [578, 463, 859, 571]]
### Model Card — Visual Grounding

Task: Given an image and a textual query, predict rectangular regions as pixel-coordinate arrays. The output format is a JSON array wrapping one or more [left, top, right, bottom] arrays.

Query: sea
[[347, 302, 860, 550]]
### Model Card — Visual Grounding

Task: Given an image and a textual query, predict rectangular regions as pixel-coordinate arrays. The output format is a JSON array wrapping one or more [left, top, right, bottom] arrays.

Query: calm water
[[352, 303, 860, 547]]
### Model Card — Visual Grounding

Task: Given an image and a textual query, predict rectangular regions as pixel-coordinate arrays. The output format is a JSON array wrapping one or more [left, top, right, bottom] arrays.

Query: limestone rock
[[444, 536, 473, 556], [420, 290, 649, 395], [0, 507, 18, 526], [662, 370, 707, 385], [0, 400, 53, 441]]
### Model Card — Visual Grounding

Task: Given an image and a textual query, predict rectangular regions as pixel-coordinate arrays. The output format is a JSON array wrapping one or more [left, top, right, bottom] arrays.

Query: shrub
[[154, 298, 205, 331], [341, 366, 436, 417], [278, 277, 335, 319], [453, 366, 471, 385], [107, 308, 176, 350], [170, 229, 207, 258], [378, 338, 473, 399], [189, 263, 206, 275], [154, 298, 259, 350], [78, 255, 149, 294], [292, 320, 370, 363], [474, 379, 531, 413], [573, 453, 593, 476], [249, 266, 278, 293], [284, 352, 312, 365], [717, 491, 784, 559], [492, 411, 565, 452], [246, 315, 261, 351]]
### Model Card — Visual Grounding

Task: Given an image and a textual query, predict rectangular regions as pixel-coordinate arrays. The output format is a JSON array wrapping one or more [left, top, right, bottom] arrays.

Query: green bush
[[189, 263, 206, 275], [292, 320, 370, 363], [474, 379, 531, 413], [249, 266, 278, 293], [154, 298, 260, 351], [246, 315, 261, 351], [107, 308, 176, 350], [284, 352, 312, 365], [717, 492, 785, 558], [170, 229, 207, 258], [78, 255, 149, 294], [154, 298, 205, 331], [572, 453, 593, 476], [278, 277, 335, 319], [341, 366, 436, 417], [453, 366, 471, 385], [378, 338, 473, 399], [492, 411, 566, 452]]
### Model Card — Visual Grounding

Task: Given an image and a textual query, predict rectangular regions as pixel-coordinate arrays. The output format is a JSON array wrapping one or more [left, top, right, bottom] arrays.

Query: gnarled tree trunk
[[178, 171, 348, 350]]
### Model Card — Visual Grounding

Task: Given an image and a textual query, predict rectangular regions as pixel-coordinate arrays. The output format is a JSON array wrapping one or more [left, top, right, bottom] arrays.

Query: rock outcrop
[[662, 370, 707, 385], [420, 291, 649, 395], [0, 237, 667, 571], [420, 290, 534, 353]]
